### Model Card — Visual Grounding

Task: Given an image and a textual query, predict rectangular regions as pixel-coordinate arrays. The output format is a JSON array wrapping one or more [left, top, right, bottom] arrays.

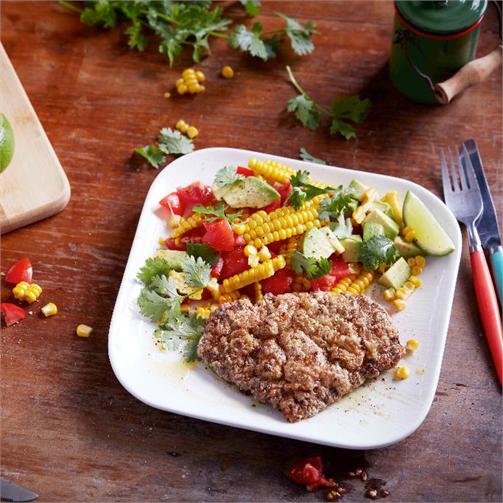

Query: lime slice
[[0, 113, 15, 173], [403, 191, 455, 256]]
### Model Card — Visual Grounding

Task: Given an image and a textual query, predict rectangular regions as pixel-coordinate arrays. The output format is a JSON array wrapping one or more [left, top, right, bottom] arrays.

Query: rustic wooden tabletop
[[1, 1, 502, 501]]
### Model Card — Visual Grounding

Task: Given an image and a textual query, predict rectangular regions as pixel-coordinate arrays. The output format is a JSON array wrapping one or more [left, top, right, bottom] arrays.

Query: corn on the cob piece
[[331, 274, 358, 294], [219, 290, 242, 304], [254, 282, 263, 302], [345, 271, 375, 295], [292, 274, 311, 292], [220, 256, 286, 294], [248, 158, 295, 184], [171, 213, 203, 238]]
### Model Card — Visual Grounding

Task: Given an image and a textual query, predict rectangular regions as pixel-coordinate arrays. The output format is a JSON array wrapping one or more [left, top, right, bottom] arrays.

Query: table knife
[[462, 139, 503, 308], [0, 479, 38, 502]]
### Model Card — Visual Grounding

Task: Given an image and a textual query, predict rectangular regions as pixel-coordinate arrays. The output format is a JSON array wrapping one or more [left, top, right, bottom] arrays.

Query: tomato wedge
[[261, 268, 295, 295], [1, 303, 27, 326], [5, 257, 32, 285], [220, 247, 248, 279], [330, 256, 352, 281], [177, 182, 214, 214], [236, 166, 254, 177], [202, 219, 235, 252], [159, 192, 183, 216], [310, 275, 338, 292]]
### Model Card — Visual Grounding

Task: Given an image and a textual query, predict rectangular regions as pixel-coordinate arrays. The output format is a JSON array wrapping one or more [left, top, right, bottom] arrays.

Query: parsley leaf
[[277, 14, 315, 56], [286, 95, 320, 131], [182, 256, 212, 289], [150, 275, 179, 298], [290, 252, 331, 280], [135, 144, 166, 169], [240, 0, 261, 17], [192, 203, 242, 223], [138, 287, 182, 324], [318, 189, 358, 221], [287, 170, 335, 209], [229, 23, 272, 61], [329, 96, 372, 140], [186, 243, 220, 266], [330, 213, 353, 239], [80, 0, 118, 28], [158, 128, 194, 155], [359, 235, 398, 271], [213, 166, 244, 190], [299, 148, 326, 165], [137, 257, 173, 285], [125, 19, 148, 51]]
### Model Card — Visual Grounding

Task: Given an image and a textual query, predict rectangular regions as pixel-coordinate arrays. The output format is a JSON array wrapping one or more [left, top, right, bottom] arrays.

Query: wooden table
[[1, 2, 501, 501]]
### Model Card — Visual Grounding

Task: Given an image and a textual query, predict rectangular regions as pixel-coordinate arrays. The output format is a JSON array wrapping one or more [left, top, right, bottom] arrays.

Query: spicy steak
[[198, 292, 404, 422]]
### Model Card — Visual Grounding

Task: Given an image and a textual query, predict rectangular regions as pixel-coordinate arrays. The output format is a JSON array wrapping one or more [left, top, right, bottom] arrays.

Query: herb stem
[[209, 31, 229, 39], [156, 12, 180, 25], [286, 65, 330, 115], [58, 0, 83, 14]]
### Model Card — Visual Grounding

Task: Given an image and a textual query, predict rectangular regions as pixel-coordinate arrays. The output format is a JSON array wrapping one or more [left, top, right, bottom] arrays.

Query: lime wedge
[[403, 191, 455, 256], [0, 113, 15, 173]]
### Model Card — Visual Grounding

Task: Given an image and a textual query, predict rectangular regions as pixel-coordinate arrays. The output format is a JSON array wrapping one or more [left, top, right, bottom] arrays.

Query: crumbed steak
[[198, 292, 404, 422]]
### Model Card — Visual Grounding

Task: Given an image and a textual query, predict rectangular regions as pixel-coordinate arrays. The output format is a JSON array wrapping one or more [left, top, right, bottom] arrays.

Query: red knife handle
[[470, 249, 503, 385]]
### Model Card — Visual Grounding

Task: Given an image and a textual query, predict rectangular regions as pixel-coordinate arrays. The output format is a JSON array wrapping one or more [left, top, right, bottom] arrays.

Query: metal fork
[[440, 146, 502, 385]]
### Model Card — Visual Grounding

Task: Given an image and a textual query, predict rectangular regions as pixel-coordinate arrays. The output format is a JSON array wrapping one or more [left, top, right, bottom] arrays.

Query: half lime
[[403, 191, 455, 256], [0, 113, 15, 173]]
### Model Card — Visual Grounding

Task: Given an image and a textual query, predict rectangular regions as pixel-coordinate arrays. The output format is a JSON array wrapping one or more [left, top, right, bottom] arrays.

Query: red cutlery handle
[[470, 249, 503, 385]]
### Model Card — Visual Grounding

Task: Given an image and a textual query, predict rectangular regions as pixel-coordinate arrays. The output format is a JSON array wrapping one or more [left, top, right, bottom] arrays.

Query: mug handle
[[434, 45, 502, 104]]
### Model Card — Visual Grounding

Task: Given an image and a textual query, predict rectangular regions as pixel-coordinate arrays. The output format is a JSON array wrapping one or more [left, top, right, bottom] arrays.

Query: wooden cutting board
[[0, 43, 70, 234]]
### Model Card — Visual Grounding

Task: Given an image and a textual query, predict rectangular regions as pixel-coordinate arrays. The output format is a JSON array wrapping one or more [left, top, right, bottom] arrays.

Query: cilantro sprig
[[287, 170, 335, 210], [359, 236, 398, 271], [318, 189, 358, 221], [213, 166, 244, 191], [286, 66, 372, 140], [290, 252, 331, 280], [299, 148, 327, 165], [192, 203, 243, 223]]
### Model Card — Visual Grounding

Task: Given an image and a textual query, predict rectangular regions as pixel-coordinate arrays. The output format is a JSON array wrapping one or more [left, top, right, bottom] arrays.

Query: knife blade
[[462, 139, 503, 307], [0, 479, 38, 502]]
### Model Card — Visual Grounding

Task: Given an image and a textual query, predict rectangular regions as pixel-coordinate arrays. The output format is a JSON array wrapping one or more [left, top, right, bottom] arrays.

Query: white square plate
[[109, 148, 462, 449]]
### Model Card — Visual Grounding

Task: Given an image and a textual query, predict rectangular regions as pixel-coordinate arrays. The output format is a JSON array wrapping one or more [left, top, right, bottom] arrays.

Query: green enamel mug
[[389, 0, 502, 104]]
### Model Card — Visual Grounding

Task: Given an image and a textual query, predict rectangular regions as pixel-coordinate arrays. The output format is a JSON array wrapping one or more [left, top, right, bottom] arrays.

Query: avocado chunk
[[341, 235, 363, 263], [319, 226, 345, 254], [363, 209, 400, 240], [378, 257, 411, 289], [221, 176, 280, 208], [372, 200, 393, 219], [348, 179, 369, 201], [155, 250, 189, 271], [302, 227, 338, 259], [363, 222, 384, 241], [393, 236, 425, 258]]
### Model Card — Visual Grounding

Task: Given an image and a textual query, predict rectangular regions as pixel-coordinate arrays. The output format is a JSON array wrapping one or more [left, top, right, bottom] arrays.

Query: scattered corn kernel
[[394, 365, 410, 380], [221, 65, 234, 79], [163, 92, 171, 99], [248, 255, 260, 267], [176, 68, 205, 95], [257, 246, 271, 261], [186, 126, 199, 139], [415, 255, 426, 268], [177, 83, 188, 95], [196, 306, 211, 319], [176, 119, 188, 133], [407, 257, 416, 267], [244, 245, 258, 257], [404, 281, 415, 291], [12, 282, 42, 303], [76, 324, 93, 337], [406, 339, 419, 352], [404, 230, 416, 242], [409, 275, 423, 287], [41, 302, 58, 317], [383, 288, 396, 301], [392, 299, 406, 311], [195, 70, 205, 82], [411, 266, 423, 276]]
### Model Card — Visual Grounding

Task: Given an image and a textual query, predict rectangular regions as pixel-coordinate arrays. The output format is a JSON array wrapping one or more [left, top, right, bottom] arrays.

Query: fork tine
[[446, 146, 460, 191], [439, 147, 452, 196], [457, 146, 469, 191], [461, 144, 478, 190]]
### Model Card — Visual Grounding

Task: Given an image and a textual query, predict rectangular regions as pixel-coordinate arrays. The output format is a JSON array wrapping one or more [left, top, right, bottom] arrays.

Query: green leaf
[[158, 128, 194, 155], [278, 14, 315, 56], [150, 274, 179, 298], [359, 235, 398, 271], [80, 0, 118, 28], [192, 203, 243, 223], [287, 169, 335, 209], [330, 213, 353, 239], [135, 144, 166, 169], [299, 148, 326, 165], [213, 166, 244, 190], [240, 0, 260, 17], [125, 19, 148, 51], [286, 95, 320, 131], [182, 256, 212, 289], [137, 257, 172, 285], [229, 23, 271, 61], [186, 243, 220, 266], [329, 96, 372, 140], [318, 189, 358, 221], [290, 252, 331, 280], [138, 287, 181, 324]]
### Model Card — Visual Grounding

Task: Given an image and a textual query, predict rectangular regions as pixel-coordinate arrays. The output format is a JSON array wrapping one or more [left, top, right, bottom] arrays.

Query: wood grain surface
[[1, 2, 501, 501]]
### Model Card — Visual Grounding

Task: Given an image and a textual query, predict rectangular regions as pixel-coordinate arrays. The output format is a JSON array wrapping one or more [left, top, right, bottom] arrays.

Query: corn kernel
[[404, 230, 416, 242], [41, 302, 58, 317], [195, 70, 205, 82], [176, 119, 188, 132], [258, 246, 271, 261], [76, 324, 93, 338], [406, 339, 419, 352], [177, 84, 188, 95], [234, 223, 246, 235], [163, 92, 171, 99], [404, 281, 415, 291], [167, 215, 181, 228], [409, 275, 423, 287], [395, 288, 409, 300], [407, 257, 416, 267], [394, 365, 410, 380], [221, 65, 234, 78], [186, 126, 199, 139], [415, 256, 426, 268], [176, 78, 184, 87], [244, 245, 258, 257], [248, 255, 260, 267], [182, 68, 195, 79], [402, 225, 413, 235], [411, 266, 423, 276], [392, 299, 406, 311], [188, 84, 200, 94], [383, 288, 396, 301]]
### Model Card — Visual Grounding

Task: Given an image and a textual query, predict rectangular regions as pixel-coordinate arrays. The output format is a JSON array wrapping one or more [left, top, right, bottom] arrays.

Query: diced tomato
[[159, 192, 183, 216], [201, 289, 212, 300], [261, 268, 294, 295], [263, 198, 281, 213], [267, 240, 285, 255], [310, 275, 338, 292], [220, 248, 248, 279], [1, 303, 27, 326], [211, 257, 224, 279], [287, 456, 333, 491], [164, 238, 185, 251], [274, 182, 292, 203], [177, 182, 214, 214], [5, 257, 33, 285], [330, 256, 352, 281], [236, 166, 254, 177], [202, 219, 235, 252]]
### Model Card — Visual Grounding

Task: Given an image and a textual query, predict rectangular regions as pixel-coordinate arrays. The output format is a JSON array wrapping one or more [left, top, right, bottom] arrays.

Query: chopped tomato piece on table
[[5, 257, 33, 285], [261, 268, 295, 295], [202, 219, 235, 252], [159, 192, 183, 216], [1, 303, 27, 326], [220, 247, 248, 279], [287, 456, 333, 491]]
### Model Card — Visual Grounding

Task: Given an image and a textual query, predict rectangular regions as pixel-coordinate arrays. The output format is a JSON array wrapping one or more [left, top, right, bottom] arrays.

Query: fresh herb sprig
[[359, 235, 398, 271], [286, 66, 372, 140], [192, 203, 243, 223], [318, 189, 358, 221], [290, 252, 331, 280], [299, 148, 326, 165], [287, 170, 335, 209]]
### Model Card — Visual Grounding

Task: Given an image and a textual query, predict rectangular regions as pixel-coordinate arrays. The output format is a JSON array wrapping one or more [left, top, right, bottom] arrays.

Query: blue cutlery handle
[[490, 248, 503, 309]]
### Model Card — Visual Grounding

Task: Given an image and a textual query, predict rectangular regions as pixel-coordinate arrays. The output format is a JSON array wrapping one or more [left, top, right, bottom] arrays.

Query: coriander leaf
[[330, 213, 353, 238], [192, 203, 243, 223], [286, 95, 320, 130], [80, 0, 118, 28], [359, 235, 398, 271], [158, 128, 194, 155], [330, 96, 372, 140], [229, 23, 270, 61], [125, 20, 148, 51], [318, 189, 358, 221], [330, 118, 356, 140], [137, 257, 172, 285], [138, 287, 181, 324], [299, 147, 326, 165], [150, 274, 179, 298], [182, 256, 212, 289], [278, 14, 315, 56], [290, 252, 331, 280], [287, 169, 335, 209], [135, 144, 166, 168], [213, 166, 244, 190], [240, 0, 260, 17], [187, 243, 220, 266]]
